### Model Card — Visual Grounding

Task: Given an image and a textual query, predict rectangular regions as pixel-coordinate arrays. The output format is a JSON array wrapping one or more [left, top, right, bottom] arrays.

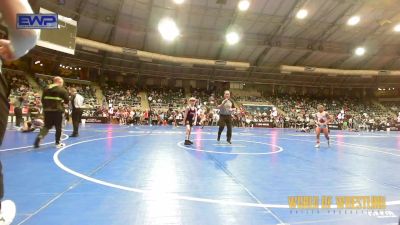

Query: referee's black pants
[[14, 107, 23, 127], [0, 72, 11, 207], [218, 115, 232, 142], [72, 108, 83, 135], [37, 111, 63, 144]]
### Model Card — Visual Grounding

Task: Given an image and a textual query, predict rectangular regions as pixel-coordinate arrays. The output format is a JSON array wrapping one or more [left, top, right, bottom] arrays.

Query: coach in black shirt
[[34, 76, 69, 148]]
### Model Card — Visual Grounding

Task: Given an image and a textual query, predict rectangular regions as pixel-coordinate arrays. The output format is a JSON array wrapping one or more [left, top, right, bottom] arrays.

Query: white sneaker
[[0, 200, 16, 225], [56, 143, 66, 148], [315, 143, 320, 148]]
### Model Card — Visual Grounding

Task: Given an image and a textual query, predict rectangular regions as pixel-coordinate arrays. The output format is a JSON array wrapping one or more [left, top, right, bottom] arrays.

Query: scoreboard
[[37, 8, 77, 55]]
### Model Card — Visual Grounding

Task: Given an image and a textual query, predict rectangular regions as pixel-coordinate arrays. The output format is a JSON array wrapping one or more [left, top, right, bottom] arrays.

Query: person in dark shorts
[[13, 93, 26, 127], [34, 77, 69, 149], [0, 1, 40, 224], [183, 97, 197, 145], [217, 90, 235, 144]]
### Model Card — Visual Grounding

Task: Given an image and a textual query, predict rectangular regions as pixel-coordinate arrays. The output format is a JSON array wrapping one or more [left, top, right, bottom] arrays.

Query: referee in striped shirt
[[34, 77, 69, 148], [217, 90, 235, 144]]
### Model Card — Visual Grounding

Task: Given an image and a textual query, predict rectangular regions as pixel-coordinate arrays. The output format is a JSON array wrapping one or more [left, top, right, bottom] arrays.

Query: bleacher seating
[[102, 81, 141, 108], [147, 87, 185, 109]]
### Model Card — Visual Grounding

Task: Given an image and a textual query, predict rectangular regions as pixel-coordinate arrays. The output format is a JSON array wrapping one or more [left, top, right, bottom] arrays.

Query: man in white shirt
[[69, 88, 84, 137]]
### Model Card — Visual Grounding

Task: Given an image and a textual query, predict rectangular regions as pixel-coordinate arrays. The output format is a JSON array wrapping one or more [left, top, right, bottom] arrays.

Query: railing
[[149, 101, 185, 110], [35, 73, 91, 85], [108, 100, 142, 107], [3, 68, 26, 75]]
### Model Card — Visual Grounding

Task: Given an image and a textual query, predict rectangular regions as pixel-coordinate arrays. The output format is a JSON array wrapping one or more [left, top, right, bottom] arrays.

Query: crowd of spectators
[[84, 107, 184, 126], [5, 70, 41, 109], [263, 95, 397, 131], [6, 70, 397, 132], [190, 88, 217, 105], [381, 102, 399, 113], [103, 81, 141, 108], [5, 70, 35, 99], [37, 77, 98, 108], [236, 95, 267, 103], [4, 70, 41, 128], [36, 77, 50, 88], [65, 83, 97, 107], [146, 87, 185, 109]]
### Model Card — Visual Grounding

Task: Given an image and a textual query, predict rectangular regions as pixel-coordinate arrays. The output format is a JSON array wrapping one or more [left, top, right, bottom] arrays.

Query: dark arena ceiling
[[29, 0, 400, 88]]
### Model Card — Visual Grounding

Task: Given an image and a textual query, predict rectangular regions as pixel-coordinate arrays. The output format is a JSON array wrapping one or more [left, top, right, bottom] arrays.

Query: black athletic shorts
[[185, 119, 194, 127]]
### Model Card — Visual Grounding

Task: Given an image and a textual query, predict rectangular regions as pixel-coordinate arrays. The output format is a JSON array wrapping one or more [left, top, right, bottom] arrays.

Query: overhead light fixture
[[158, 18, 180, 41], [394, 23, 400, 32], [226, 31, 240, 45], [347, 16, 360, 26], [173, 0, 184, 4], [40, 64, 43, 66], [34, 60, 40, 64], [296, 9, 308, 19], [78, 68, 81, 70], [354, 46, 365, 56], [238, 0, 250, 11]]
